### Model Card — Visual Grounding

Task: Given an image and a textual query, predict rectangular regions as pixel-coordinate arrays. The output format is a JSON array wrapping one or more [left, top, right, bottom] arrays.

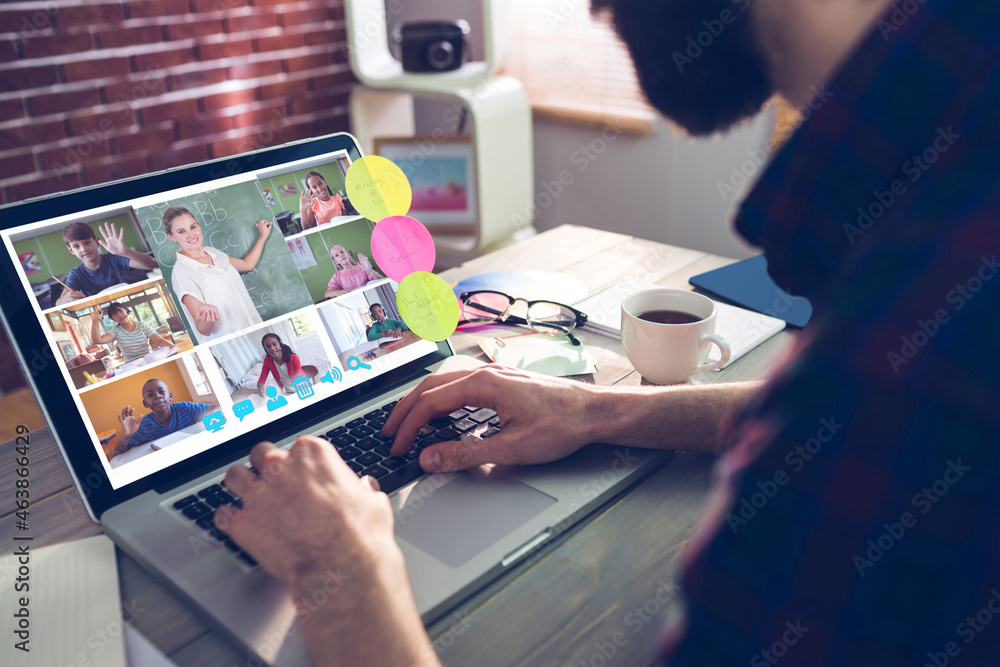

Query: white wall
[[529, 112, 773, 260]]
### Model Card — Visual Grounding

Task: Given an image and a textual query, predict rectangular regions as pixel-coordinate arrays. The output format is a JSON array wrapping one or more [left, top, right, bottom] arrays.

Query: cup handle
[[693, 334, 731, 374]]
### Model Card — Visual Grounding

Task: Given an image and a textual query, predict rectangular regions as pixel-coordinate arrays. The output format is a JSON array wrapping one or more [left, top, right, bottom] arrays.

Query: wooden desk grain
[[0, 225, 793, 666]]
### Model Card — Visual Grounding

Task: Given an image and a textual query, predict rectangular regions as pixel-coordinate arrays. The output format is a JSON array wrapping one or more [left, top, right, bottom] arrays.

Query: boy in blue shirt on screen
[[55, 221, 159, 305], [111, 379, 218, 457]]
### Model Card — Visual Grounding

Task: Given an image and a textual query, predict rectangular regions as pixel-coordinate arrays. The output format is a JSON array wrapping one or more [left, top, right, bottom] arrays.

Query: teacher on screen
[[164, 206, 269, 342]]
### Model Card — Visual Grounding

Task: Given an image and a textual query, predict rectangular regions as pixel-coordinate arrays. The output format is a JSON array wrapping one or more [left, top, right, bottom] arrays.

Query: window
[[150, 298, 171, 328], [134, 302, 160, 331], [290, 314, 314, 336], [181, 355, 213, 397], [502, 0, 656, 134]]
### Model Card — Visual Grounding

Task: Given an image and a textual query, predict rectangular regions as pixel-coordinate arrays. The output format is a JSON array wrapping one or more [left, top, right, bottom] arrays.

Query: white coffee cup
[[620, 289, 731, 385]]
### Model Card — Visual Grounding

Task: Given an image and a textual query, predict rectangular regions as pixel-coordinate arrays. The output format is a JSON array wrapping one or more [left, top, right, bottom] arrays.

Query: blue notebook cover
[[689, 255, 812, 328]]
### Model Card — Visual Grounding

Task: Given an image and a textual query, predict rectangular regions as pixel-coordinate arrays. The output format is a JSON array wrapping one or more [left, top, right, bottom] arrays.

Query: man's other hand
[[215, 437, 438, 666]]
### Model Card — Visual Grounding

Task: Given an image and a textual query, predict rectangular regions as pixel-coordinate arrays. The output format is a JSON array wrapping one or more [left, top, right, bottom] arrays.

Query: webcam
[[394, 20, 471, 72]]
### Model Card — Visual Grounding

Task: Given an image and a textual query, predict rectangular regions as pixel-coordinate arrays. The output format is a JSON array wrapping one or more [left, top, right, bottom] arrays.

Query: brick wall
[[0, 0, 356, 204]]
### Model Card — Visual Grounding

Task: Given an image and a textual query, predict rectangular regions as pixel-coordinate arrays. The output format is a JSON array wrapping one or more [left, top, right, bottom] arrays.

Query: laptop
[[0, 133, 670, 665]]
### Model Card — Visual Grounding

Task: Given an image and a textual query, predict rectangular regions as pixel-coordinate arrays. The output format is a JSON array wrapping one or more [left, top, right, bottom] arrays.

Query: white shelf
[[345, 0, 509, 89], [345, 0, 535, 261]]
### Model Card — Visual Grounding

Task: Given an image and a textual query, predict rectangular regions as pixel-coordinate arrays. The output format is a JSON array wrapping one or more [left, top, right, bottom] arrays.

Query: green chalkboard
[[134, 181, 313, 337], [289, 218, 380, 303], [12, 213, 147, 285]]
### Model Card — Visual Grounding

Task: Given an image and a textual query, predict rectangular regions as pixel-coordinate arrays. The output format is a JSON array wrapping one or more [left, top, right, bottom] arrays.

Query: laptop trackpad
[[394, 468, 557, 568]]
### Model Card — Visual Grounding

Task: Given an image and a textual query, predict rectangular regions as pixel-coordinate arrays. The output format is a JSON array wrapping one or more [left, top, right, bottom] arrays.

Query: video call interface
[[2, 149, 437, 489]]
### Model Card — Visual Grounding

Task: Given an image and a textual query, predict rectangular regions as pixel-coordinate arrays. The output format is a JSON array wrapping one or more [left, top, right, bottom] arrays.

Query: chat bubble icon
[[233, 399, 254, 422]]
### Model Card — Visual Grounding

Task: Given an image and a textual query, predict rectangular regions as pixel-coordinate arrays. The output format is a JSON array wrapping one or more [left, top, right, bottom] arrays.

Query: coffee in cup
[[620, 288, 731, 384]]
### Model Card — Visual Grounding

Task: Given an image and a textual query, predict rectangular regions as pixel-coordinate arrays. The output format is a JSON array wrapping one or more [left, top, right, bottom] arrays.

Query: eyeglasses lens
[[462, 292, 511, 323], [528, 302, 577, 334]]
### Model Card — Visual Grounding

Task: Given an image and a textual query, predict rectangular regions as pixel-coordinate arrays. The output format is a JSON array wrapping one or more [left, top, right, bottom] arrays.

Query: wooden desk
[[0, 225, 793, 666]]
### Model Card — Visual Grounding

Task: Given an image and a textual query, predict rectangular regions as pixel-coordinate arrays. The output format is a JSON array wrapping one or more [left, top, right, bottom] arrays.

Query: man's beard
[[594, 0, 773, 136]]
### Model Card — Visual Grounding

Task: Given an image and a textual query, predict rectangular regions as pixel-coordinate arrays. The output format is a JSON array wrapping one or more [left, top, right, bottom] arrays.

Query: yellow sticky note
[[345, 155, 412, 221], [396, 272, 460, 342]]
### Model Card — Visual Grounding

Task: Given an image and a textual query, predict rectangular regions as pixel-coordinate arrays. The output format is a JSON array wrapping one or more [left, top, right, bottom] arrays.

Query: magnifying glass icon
[[347, 356, 372, 371]]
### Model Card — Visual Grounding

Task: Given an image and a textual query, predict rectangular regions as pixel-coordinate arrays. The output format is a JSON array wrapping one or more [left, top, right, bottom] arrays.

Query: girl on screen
[[324, 243, 384, 299], [164, 206, 270, 342], [299, 171, 345, 229], [256, 333, 317, 395], [90, 302, 173, 363]]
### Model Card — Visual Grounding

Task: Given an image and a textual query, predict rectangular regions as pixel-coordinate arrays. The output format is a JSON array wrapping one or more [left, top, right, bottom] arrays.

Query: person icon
[[265, 386, 288, 412]]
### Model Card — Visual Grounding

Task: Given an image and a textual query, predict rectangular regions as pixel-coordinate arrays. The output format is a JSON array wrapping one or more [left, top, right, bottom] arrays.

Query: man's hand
[[384, 365, 602, 473], [215, 438, 438, 666], [98, 222, 128, 256], [118, 406, 142, 437]]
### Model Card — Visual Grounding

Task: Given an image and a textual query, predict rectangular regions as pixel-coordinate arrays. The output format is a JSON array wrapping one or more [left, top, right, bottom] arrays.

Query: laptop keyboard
[[170, 400, 501, 567]]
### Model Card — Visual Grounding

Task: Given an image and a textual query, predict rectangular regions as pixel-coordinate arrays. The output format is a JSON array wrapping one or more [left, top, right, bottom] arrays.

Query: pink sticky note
[[370, 215, 436, 283]]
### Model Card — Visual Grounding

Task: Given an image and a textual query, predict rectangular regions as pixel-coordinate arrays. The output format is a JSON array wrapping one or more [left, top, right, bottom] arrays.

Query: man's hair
[[589, 0, 771, 136], [63, 222, 97, 245], [105, 302, 128, 319], [369, 303, 383, 315], [162, 206, 194, 235]]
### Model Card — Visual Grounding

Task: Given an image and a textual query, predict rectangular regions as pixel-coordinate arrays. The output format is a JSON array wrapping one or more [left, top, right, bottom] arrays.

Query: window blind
[[501, 1, 656, 134]]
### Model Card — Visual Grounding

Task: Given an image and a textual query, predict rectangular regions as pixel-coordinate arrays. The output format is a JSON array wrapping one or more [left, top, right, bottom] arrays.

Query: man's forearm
[[294, 546, 439, 667], [588, 381, 762, 455]]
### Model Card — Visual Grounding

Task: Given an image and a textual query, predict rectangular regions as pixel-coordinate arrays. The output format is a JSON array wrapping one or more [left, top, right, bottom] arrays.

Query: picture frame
[[372, 135, 477, 232], [58, 341, 76, 361], [47, 312, 66, 332]]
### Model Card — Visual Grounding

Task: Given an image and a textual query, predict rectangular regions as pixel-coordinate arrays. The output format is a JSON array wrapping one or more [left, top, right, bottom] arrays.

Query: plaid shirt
[[664, 1, 999, 665]]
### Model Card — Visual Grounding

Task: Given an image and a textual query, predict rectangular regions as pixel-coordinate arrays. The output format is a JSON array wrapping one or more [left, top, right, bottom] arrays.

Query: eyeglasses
[[458, 290, 589, 345]]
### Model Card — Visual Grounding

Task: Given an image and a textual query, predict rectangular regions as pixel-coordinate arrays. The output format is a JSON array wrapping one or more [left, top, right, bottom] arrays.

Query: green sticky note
[[396, 272, 459, 342]]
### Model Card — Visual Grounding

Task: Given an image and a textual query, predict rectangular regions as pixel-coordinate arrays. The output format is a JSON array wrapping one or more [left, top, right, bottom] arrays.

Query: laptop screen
[[0, 134, 442, 495]]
